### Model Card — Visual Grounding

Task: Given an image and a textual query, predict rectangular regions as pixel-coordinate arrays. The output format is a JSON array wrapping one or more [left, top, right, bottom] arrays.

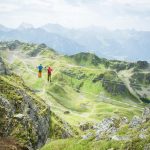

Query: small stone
[[111, 135, 130, 141], [120, 117, 128, 125], [139, 133, 146, 139], [82, 132, 93, 140], [14, 114, 25, 119], [64, 111, 70, 114]]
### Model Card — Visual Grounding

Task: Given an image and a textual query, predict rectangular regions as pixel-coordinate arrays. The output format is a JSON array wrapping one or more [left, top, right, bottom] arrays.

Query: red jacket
[[48, 67, 53, 74]]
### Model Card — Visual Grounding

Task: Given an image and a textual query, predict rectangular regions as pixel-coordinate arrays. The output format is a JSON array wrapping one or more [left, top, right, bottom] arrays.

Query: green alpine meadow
[[0, 0, 150, 149], [0, 41, 150, 150]]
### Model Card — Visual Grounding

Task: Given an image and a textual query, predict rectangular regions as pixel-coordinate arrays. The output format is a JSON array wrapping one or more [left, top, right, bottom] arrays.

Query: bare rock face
[[0, 75, 51, 150]]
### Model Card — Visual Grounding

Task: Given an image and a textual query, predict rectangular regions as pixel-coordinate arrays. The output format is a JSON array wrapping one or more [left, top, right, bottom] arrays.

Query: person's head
[[40, 64, 42, 66]]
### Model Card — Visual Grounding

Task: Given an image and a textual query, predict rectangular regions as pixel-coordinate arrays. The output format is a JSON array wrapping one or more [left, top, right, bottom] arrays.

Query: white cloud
[[0, 0, 149, 30], [0, 3, 19, 12]]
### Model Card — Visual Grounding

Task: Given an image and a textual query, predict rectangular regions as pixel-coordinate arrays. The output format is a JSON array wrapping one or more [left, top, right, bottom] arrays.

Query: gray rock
[[139, 128, 147, 139], [120, 117, 129, 125], [0, 88, 51, 150], [107, 127, 118, 135], [82, 132, 93, 140], [142, 107, 150, 122], [94, 118, 118, 141], [61, 121, 73, 138], [139, 133, 146, 139], [111, 135, 130, 141], [94, 118, 114, 132], [14, 114, 25, 119], [144, 143, 150, 150], [129, 116, 142, 128]]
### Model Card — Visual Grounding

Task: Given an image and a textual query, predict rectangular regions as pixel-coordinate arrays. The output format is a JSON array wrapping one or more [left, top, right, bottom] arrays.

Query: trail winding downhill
[[2, 48, 145, 126]]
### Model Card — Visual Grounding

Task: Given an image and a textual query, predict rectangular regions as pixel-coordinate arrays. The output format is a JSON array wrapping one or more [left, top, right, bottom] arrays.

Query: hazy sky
[[0, 0, 150, 30]]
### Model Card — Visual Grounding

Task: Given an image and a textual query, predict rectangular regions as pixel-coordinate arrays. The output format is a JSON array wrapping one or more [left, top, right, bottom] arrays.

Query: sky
[[0, 0, 150, 30]]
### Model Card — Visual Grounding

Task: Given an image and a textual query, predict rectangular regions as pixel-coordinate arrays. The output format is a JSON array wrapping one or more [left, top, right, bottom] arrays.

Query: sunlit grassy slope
[[0, 41, 146, 127]]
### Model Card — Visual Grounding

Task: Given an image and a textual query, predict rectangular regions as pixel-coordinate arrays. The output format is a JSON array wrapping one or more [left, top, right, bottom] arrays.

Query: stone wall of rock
[[0, 73, 51, 150]]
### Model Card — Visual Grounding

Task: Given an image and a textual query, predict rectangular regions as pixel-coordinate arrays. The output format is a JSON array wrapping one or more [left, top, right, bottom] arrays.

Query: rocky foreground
[[80, 106, 150, 150], [0, 57, 51, 150]]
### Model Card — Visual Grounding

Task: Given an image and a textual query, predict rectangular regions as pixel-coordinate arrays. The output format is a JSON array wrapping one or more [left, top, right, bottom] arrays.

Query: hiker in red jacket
[[47, 66, 53, 82]]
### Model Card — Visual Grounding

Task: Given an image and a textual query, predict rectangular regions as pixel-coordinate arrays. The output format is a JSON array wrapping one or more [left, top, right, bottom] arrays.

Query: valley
[[0, 41, 150, 150]]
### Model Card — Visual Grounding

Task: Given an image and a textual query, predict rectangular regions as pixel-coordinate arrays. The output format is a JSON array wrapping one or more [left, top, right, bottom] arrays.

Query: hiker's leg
[[41, 71, 42, 78], [50, 74, 52, 82], [48, 74, 50, 82], [39, 71, 42, 78], [38, 71, 41, 78]]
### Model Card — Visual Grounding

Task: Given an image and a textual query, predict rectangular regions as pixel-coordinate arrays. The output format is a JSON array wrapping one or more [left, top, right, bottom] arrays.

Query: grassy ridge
[[0, 42, 145, 127]]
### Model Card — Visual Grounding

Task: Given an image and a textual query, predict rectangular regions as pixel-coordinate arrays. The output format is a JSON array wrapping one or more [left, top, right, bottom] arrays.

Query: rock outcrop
[[81, 107, 150, 150], [0, 57, 10, 75], [0, 70, 51, 149]]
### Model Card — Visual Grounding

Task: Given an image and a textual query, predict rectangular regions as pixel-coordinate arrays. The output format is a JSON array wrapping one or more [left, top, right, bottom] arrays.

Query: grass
[[1, 43, 145, 127], [1, 41, 150, 150], [41, 135, 150, 150]]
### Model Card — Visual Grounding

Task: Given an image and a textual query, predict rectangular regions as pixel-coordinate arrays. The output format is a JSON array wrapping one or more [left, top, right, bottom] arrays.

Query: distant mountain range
[[0, 23, 150, 61]]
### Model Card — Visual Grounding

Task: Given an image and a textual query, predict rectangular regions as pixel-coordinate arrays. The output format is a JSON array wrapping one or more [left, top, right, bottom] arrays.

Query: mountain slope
[[1, 41, 150, 150], [0, 27, 85, 54], [0, 41, 148, 125], [40, 24, 150, 61], [0, 24, 150, 60], [0, 58, 50, 149]]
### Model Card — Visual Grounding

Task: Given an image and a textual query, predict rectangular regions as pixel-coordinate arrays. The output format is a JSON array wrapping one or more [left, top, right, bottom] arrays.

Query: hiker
[[47, 66, 53, 82], [37, 64, 43, 78]]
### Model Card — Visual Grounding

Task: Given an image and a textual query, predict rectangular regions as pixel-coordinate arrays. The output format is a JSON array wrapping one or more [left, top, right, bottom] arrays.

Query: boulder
[[79, 122, 93, 131], [139, 133, 147, 139], [120, 117, 129, 125], [142, 107, 150, 122], [129, 116, 142, 128], [14, 114, 25, 119], [94, 118, 118, 140], [82, 132, 93, 140]]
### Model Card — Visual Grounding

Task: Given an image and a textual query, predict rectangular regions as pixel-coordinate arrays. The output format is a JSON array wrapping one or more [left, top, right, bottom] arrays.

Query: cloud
[[0, 3, 19, 13], [0, 0, 149, 30]]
